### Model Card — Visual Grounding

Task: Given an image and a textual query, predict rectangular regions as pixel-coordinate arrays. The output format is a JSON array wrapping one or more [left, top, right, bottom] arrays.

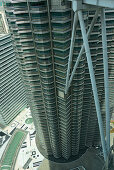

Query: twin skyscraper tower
[[3, 0, 114, 164]]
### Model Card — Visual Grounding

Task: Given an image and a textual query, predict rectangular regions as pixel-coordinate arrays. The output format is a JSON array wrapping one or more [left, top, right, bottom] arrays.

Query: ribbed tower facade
[[4, 0, 114, 161], [0, 34, 27, 126]]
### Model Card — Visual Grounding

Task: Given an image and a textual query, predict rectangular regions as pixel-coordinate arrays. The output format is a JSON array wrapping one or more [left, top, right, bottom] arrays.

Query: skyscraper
[[4, 0, 114, 166], [0, 34, 27, 126]]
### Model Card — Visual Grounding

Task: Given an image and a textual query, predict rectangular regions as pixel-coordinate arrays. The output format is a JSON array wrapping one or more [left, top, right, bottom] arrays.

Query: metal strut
[[101, 8, 110, 154], [78, 10, 107, 161], [65, 11, 78, 93], [65, 9, 99, 94]]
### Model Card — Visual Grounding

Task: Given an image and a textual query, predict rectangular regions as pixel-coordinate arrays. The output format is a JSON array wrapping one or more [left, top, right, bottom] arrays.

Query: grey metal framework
[[0, 34, 27, 126], [3, 0, 114, 165], [65, 0, 114, 164]]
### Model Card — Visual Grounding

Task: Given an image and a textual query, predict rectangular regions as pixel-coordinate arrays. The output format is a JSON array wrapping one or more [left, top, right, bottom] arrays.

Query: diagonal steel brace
[[65, 9, 100, 94], [78, 9, 107, 161]]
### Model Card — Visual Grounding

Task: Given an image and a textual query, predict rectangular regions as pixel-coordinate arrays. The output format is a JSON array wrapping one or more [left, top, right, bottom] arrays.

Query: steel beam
[[78, 10, 107, 161], [65, 9, 99, 94], [65, 11, 78, 94], [101, 8, 110, 154], [83, 0, 114, 9]]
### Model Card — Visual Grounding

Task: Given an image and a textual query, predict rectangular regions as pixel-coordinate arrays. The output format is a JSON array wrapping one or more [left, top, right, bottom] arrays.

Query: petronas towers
[[4, 0, 114, 161]]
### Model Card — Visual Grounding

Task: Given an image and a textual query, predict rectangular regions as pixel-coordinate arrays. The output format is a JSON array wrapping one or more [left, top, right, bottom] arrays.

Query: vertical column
[[101, 8, 110, 154]]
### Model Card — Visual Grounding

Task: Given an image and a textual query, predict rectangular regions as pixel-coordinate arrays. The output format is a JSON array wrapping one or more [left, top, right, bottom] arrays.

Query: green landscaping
[[25, 118, 33, 124], [1, 166, 11, 170], [0, 130, 27, 170]]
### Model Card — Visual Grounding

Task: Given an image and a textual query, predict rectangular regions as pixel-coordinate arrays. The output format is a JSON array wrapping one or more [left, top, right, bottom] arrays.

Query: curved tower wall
[[4, 0, 114, 161]]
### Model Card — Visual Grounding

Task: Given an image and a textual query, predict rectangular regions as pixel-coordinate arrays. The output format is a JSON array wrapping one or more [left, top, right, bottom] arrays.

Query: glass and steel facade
[[0, 34, 27, 126], [4, 0, 114, 161]]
